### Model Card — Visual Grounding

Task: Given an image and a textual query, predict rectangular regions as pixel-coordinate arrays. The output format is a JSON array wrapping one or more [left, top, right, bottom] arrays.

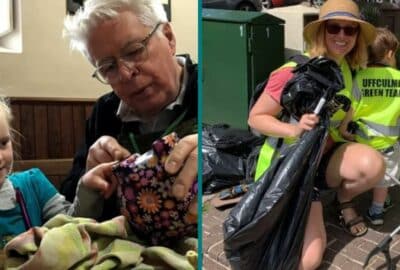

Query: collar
[[368, 62, 390, 67], [0, 178, 17, 210], [116, 56, 188, 122]]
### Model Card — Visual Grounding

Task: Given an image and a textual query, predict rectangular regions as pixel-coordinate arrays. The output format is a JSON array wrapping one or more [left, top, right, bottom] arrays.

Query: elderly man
[[60, 0, 198, 222]]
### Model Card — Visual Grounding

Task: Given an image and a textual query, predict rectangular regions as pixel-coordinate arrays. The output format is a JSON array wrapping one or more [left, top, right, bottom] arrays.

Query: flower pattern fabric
[[113, 133, 197, 246]]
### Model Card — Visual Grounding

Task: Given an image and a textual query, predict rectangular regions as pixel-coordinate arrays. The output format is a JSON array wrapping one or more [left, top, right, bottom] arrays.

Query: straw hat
[[303, 0, 376, 44]]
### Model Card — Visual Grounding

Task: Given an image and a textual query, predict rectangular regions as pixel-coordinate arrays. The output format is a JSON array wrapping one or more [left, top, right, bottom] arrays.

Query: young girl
[[340, 27, 400, 225], [249, 0, 384, 269], [0, 96, 112, 248], [0, 97, 72, 247]]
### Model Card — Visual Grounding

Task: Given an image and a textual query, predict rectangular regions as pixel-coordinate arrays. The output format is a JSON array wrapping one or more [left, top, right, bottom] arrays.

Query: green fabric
[[254, 140, 276, 181], [328, 60, 354, 142], [4, 214, 197, 270]]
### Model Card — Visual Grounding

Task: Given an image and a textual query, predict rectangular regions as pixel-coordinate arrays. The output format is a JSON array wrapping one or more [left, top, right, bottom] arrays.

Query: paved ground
[[202, 186, 400, 269]]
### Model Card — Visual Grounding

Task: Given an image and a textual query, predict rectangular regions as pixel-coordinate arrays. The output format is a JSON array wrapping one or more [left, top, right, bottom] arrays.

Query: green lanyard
[[128, 109, 188, 154]]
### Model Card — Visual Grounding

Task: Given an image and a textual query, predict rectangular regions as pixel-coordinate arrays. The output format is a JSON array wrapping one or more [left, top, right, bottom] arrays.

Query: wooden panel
[[47, 105, 61, 158], [380, 9, 400, 39], [10, 97, 96, 102], [11, 103, 21, 132], [14, 159, 73, 175], [11, 103, 21, 153], [60, 105, 74, 157], [34, 105, 48, 158], [13, 158, 73, 190], [85, 104, 93, 119], [19, 105, 35, 159], [72, 106, 86, 153], [10, 98, 95, 160], [51, 176, 63, 190]]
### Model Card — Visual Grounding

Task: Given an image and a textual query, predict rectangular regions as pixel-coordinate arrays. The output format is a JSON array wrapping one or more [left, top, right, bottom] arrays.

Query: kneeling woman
[[248, 0, 384, 269]]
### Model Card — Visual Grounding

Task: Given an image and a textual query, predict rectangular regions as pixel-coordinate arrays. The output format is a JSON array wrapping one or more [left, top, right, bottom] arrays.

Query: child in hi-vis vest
[[340, 27, 400, 225]]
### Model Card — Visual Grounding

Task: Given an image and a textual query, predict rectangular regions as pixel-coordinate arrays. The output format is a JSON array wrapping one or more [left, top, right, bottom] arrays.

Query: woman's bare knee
[[356, 148, 385, 185], [326, 143, 385, 189]]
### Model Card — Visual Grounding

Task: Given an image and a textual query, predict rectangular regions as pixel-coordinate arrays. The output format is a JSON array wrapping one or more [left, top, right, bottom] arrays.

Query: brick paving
[[202, 186, 400, 269]]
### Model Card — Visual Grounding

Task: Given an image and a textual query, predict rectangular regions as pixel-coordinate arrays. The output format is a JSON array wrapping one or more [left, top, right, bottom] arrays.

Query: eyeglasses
[[92, 22, 162, 84], [325, 23, 359, 36]]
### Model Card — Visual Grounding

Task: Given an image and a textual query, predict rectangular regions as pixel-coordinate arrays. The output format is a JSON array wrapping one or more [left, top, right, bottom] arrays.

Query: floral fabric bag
[[113, 133, 197, 246]]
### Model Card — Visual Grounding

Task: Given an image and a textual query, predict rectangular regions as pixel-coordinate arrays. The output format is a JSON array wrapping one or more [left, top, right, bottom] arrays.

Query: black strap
[[288, 54, 309, 65], [127, 109, 188, 154], [15, 188, 32, 230]]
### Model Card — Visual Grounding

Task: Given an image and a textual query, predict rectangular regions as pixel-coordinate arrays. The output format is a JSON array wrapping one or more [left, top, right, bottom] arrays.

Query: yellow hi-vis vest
[[352, 66, 400, 150], [254, 59, 354, 181]]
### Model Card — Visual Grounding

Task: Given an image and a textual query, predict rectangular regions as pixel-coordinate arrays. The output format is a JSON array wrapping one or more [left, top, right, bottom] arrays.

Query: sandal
[[336, 199, 368, 237]]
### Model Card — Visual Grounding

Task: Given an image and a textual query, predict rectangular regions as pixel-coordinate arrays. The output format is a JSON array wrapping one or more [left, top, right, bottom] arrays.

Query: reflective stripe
[[254, 140, 275, 181], [358, 119, 400, 137], [354, 127, 370, 140], [352, 78, 361, 102], [254, 136, 292, 181], [380, 145, 394, 154], [329, 60, 354, 142], [330, 120, 341, 128]]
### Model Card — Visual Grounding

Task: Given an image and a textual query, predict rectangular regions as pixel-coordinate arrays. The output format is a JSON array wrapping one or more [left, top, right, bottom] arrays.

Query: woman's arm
[[248, 92, 302, 138], [248, 71, 320, 139]]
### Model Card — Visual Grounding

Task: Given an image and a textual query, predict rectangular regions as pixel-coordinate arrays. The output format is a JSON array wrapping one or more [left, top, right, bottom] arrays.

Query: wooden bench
[[13, 158, 73, 190]]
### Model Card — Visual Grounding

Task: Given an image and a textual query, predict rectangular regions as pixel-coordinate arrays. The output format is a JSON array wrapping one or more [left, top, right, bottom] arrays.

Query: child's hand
[[339, 122, 355, 141], [81, 161, 118, 198], [291, 113, 319, 137], [338, 107, 355, 141]]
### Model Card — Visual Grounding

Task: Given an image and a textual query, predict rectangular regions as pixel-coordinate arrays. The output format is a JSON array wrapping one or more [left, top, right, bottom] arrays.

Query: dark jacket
[[61, 55, 197, 220]]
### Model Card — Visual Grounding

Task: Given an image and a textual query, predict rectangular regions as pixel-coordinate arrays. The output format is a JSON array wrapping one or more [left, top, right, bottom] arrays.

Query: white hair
[[63, 0, 168, 58]]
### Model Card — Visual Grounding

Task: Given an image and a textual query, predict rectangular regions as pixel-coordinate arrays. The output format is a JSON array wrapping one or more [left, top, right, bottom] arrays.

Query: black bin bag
[[223, 56, 347, 270], [202, 124, 264, 194]]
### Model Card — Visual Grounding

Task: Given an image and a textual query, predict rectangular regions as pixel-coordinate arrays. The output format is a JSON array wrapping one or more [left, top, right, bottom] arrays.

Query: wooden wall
[[10, 97, 96, 160], [13, 159, 74, 190]]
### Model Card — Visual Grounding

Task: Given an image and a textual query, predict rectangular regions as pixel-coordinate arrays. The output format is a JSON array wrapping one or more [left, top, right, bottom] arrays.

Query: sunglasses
[[325, 24, 359, 36]]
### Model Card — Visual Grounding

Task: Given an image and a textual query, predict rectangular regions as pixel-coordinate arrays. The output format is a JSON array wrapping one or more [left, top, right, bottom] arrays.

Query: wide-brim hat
[[303, 0, 376, 45]]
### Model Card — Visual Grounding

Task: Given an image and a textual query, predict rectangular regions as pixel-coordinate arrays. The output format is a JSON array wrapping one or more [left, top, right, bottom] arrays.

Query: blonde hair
[[0, 96, 13, 127], [0, 96, 21, 160], [368, 27, 399, 65], [306, 21, 369, 69]]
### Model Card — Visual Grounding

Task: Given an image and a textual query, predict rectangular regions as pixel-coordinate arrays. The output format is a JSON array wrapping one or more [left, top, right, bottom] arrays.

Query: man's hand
[[86, 136, 131, 171], [165, 134, 198, 215]]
